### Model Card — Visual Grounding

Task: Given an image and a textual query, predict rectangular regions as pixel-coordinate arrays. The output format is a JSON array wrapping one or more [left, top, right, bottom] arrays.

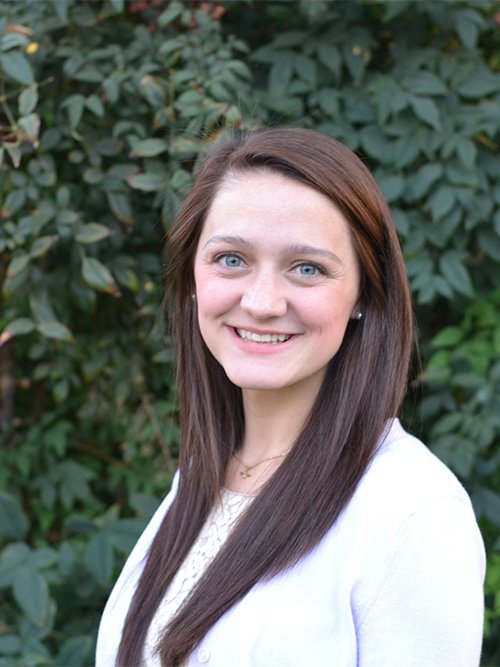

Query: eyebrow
[[202, 235, 344, 265]]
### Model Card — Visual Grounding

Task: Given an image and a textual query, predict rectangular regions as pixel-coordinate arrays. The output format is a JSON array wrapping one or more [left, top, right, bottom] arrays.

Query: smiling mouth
[[235, 328, 292, 344]]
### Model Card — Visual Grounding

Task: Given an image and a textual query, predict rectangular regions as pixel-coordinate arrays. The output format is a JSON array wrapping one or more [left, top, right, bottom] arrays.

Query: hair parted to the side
[[117, 128, 414, 666]]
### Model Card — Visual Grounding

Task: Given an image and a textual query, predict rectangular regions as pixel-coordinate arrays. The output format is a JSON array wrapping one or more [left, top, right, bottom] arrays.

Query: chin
[[225, 373, 287, 392]]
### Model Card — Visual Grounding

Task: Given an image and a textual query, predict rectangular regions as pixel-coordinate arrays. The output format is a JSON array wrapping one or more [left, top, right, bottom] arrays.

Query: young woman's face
[[193, 170, 361, 398]]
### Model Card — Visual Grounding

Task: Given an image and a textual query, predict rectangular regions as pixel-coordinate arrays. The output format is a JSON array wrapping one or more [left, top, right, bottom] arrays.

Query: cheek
[[194, 269, 237, 318], [298, 290, 355, 328]]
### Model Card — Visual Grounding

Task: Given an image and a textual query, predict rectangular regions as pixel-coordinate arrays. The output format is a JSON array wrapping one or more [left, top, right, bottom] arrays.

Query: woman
[[96, 128, 485, 666]]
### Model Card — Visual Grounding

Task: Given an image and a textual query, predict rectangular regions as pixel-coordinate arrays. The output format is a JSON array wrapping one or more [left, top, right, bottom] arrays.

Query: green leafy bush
[[0, 0, 499, 663], [0, 0, 254, 662]]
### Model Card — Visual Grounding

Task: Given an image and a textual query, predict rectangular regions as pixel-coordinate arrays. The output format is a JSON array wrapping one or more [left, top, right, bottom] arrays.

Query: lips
[[235, 328, 292, 344]]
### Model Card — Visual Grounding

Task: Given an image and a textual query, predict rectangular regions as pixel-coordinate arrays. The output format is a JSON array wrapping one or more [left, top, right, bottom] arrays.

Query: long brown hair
[[117, 128, 413, 666]]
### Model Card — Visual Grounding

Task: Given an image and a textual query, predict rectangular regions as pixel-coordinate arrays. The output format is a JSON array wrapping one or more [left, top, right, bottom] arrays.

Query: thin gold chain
[[233, 447, 292, 479]]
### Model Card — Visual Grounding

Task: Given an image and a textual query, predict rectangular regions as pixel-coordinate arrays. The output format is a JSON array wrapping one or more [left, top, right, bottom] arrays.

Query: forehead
[[200, 169, 353, 246]]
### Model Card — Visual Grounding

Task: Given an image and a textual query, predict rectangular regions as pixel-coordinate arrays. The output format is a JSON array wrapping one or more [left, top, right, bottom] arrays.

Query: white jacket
[[96, 419, 485, 667]]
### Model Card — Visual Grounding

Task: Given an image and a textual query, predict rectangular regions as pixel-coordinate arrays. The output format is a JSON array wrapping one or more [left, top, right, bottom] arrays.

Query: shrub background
[[1, 0, 499, 664]]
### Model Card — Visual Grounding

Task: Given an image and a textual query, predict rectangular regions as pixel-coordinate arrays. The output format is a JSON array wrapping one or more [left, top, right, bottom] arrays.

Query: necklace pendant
[[240, 470, 251, 479]]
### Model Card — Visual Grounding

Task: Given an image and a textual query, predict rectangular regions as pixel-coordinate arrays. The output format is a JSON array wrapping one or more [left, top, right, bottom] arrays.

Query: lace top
[[142, 488, 254, 666]]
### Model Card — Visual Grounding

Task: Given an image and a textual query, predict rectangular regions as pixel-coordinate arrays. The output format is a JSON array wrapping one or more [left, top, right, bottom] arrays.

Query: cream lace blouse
[[142, 488, 254, 666]]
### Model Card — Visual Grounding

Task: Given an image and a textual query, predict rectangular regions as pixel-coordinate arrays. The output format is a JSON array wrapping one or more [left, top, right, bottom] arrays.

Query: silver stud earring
[[355, 311, 363, 320], [191, 293, 196, 300]]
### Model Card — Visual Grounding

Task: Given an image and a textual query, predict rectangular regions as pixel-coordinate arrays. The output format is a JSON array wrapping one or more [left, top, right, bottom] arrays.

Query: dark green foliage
[[0, 0, 498, 663]]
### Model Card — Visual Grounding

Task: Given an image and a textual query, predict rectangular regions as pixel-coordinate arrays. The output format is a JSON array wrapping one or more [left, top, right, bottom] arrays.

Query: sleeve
[[356, 495, 486, 667]]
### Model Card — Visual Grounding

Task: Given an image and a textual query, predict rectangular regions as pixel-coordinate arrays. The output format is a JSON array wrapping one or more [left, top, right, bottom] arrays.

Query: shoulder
[[347, 422, 486, 664], [358, 418, 473, 517], [327, 419, 485, 593]]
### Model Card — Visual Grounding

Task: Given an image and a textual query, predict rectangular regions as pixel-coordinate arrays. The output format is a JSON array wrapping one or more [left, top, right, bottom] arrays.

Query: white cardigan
[[96, 420, 485, 667]]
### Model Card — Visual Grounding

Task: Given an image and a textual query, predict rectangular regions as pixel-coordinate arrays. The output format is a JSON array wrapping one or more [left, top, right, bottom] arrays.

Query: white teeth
[[236, 328, 291, 344]]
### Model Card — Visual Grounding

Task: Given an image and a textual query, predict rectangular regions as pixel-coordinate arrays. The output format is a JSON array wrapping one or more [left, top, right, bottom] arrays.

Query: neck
[[224, 381, 320, 494], [240, 379, 320, 460]]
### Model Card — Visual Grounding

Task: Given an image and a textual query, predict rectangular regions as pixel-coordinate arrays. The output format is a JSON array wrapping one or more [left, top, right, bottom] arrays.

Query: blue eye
[[297, 263, 322, 276], [219, 254, 243, 268]]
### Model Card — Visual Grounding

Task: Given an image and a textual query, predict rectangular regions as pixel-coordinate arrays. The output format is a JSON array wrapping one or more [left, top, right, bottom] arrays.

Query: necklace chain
[[233, 447, 292, 479]]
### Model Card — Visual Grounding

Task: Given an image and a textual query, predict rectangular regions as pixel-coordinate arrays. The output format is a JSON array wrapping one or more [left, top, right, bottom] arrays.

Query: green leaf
[[61, 94, 86, 129], [130, 493, 160, 520], [96, 137, 121, 156], [102, 74, 120, 104], [343, 42, 366, 84], [4, 317, 36, 338], [37, 321, 74, 342], [13, 565, 50, 627], [0, 51, 34, 85], [439, 251, 474, 297], [294, 54, 316, 87], [126, 173, 166, 192], [53, 378, 69, 403], [455, 136, 477, 170], [473, 489, 500, 527], [2, 189, 26, 216], [459, 68, 500, 98], [1, 33, 30, 51], [410, 96, 441, 130], [84, 533, 114, 587], [431, 326, 463, 349], [454, 8, 484, 49], [107, 518, 146, 553], [405, 71, 447, 96], [431, 434, 476, 477], [6, 254, 30, 278], [392, 208, 409, 236], [4, 143, 22, 168], [176, 89, 204, 107], [359, 125, 393, 163], [76, 223, 113, 244], [0, 491, 29, 540], [169, 136, 199, 158], [17, 112, 40, 144], [73, 65, 102, 83], [82, 256, 121, 296], [129, 138, 169, 158], [56, 636, 94, 667], [272, 31, 306, 48], [407, 164, 443, 200], [30, 290, 56, 324], [158, 1, 184, 27], [85, 94, 105, 117], [29, 547, 58, 570], [58, 461, 94, 508], [18, 85, 38, 115], [30, 235, 58, 259], [427, 185, 455, 220], [54, 0, 70, 22], [479, 229, 500, 262], [315, 89, 340, 117], [378, 174, 403, 203], [0, 635, 22, 654], [269, 54, 293, 94], [106, 192, 133, 225], [316, 42, 341, 79], [114, 266, 139, 292]]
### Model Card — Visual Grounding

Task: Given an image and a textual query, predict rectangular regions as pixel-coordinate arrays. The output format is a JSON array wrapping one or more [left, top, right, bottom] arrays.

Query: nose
[[240, 271, 288, 319]]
